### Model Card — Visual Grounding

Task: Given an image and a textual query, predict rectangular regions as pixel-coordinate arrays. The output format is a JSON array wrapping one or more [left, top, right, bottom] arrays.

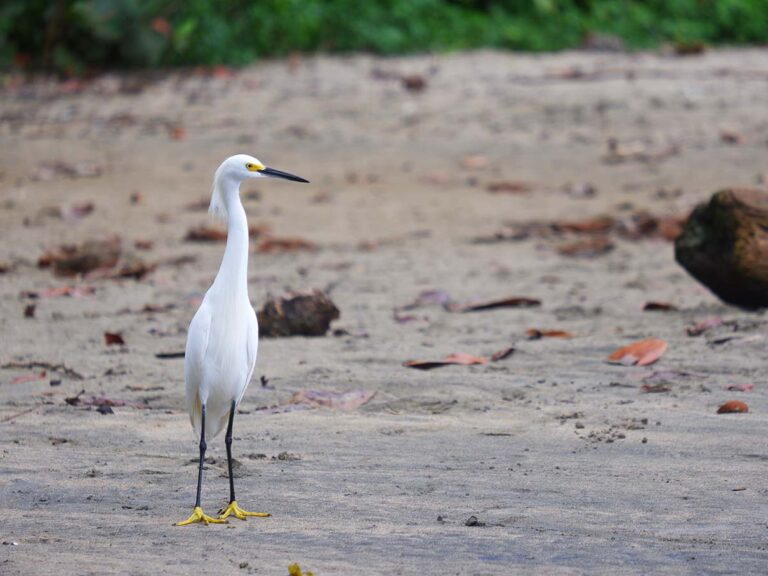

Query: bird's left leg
[[218, 400, 271, 520], [175, 403, 226, 526]]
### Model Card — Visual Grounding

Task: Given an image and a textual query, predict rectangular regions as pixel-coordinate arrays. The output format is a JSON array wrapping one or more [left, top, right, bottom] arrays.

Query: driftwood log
[[257, 289, 340, 337], [675, 188, 768, 309]]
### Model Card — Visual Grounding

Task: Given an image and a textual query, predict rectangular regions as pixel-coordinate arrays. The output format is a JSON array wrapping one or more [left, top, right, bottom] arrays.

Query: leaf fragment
[[607, 338, 668, 366]]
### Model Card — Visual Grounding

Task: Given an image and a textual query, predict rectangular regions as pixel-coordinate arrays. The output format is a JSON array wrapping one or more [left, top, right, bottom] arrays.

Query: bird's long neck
[[211, 178, 249, 302]]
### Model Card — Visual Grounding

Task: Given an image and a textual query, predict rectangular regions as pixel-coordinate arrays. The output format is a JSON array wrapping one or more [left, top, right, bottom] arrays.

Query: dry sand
[[1, 49, 768, 575]]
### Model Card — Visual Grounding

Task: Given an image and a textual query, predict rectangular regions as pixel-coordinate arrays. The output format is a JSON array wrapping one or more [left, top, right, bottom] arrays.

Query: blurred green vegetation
[[2, 0, 768, 73]]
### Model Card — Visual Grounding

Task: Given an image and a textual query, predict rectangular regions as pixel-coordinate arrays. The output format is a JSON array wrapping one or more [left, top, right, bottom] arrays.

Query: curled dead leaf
[[451, 296, 541, 313], [404, 353, 488, 370], [717, 400, 749, 414], [185, 224, 227, 242], [724, 383, 754, 392], [490, 347, 516, 361], [485, 181, 532, 194], [557, 236, 614, 258], [526, 329, 573, 340], [38, 237, 121, 277], [686, 317, 722, 336], [607, 338, 668, 366], [104, 332, 125, 346], [256, 237, 315, 253], [643, 301, 677, 312], [10, 371, 47, 385]]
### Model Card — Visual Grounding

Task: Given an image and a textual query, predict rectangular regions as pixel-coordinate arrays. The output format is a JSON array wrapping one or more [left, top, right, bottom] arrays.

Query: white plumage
[[176, 154, 308, 526]]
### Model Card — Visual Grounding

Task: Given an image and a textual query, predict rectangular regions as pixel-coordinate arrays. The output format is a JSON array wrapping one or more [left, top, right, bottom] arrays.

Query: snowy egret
[[175, 154, 308, 526]]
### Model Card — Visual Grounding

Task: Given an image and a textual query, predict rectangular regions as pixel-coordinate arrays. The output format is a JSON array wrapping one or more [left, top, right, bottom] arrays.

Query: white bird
[[176, 154, 308, 526]]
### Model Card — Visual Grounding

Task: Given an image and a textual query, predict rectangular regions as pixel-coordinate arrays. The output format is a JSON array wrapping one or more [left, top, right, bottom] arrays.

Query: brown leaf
[[717, 400, 749, 414], [719, 129, 744, 145], [485, 181, 532, 194], [526, 329, 573, 340], [686, 317, 723, 336], [167, 124, 186, 141], [10, 371, 46, 385], [607, 338, 668, 366], [256, 237, 315, 253], [555, 215, 615, 234], [452, 296, 541, 313], [401, 74, 427, 92], [65, 390, 148, 409], [557, 236, 614, 258], [38, 237, 121, 276], [404, 353, 488, 370], [640, 383, 671, 393], [643, 301, 677, 312], [104, 332, 125, 346], [461, 155, 489, 170], [20, 285, 96, 299], [724, 383, 754, 392], [134, 239, 153, 250], [490, 347, 516, 361], [185, 224, 227, 242], [289, 389, 376, 410], [60, 201, 94, 221]]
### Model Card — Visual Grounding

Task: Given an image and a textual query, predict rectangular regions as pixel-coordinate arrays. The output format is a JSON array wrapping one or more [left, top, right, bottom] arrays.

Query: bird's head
[[218, 153, 309, 184]]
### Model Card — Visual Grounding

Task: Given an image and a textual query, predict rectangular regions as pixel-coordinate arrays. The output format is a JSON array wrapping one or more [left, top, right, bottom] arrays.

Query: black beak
[[261, 167, 309, 183]]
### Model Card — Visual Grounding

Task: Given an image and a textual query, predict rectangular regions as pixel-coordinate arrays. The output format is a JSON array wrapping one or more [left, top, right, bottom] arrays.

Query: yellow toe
[[175, 506, 228, 526], [218, 500, 271, 520]]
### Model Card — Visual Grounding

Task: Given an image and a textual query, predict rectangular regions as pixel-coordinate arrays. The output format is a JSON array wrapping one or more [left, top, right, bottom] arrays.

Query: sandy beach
[[1, 49, 767, 575]]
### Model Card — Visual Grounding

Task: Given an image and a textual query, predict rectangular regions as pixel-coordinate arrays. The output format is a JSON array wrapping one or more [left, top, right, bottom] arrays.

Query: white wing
[[236, 307, 259, 406], [184, 299, 212, 438]]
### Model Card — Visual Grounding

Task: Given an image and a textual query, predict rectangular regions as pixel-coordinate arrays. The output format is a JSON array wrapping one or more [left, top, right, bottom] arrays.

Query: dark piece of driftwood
[[257, 290, 340, 337], [675, 188, 768, 309]]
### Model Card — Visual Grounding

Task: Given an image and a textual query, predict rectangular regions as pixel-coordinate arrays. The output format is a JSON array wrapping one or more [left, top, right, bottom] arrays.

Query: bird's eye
[[245, 163, 252, 169]]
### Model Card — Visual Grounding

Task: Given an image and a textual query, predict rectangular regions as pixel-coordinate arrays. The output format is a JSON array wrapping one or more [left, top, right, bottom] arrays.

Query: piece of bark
[[257, 289, 340, 337], [675, 188, 768, 309]]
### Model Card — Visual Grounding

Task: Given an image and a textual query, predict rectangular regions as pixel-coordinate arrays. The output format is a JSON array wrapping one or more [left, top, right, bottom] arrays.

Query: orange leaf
[[607, 338, 668, 366], [256, 237, 315, 253], [10, 371, 46, 385], [404, 353, 488, 370], [717, 400, 749, 414], [185, 224, 227, 242], [526, 329, 573, 340]]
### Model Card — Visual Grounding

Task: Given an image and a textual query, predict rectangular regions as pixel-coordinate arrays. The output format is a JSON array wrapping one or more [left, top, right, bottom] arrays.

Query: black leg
[[194, 404, 207, 508], [225, 400, 236, 503]]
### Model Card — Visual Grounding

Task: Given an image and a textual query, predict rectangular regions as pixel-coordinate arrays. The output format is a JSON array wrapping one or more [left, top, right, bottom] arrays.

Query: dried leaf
[[401, 74, 427, 92], [720, 129, 744, 145], [60, 201, 94, 221], [526, 329, 573, 340], [289, 389, 376, 410], [607, 338, 668, 366], [38, 237, 121, 276], [640, 383, 671, 393], [65, 390, 148, 409], [461, 155, 489, 170], [686, 317, 722, 336], [134, 239, 153, 250], [556, 215, 615, 234], [452, 296, 541, 313], [10, 371, 46, 385], [490, 347, 516, 361], [400, 289, 452, 310], [257, 237, 315, 253], [485, 181, 532, 194], [717, 400, 749, 414], [643, 301, 677, 312], [557, 236, 614, 258], [724, 383, 754, 392], [404, 353, 488, 370], [20, 285, 96, 299], [104, 332, 125, 346], [185, 224, 227, 242]]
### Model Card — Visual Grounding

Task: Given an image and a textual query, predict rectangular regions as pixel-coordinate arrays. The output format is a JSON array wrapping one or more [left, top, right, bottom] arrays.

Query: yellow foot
[[174, 506, 228, 526], [218, 500, 271, 520]]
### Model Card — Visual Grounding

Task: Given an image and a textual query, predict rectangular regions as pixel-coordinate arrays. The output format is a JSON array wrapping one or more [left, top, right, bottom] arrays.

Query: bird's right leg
[[175, 403, 226, 526]]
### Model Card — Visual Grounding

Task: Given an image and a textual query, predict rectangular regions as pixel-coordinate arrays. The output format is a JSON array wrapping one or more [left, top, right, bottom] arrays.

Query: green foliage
[[2, 0, 768, 73]]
